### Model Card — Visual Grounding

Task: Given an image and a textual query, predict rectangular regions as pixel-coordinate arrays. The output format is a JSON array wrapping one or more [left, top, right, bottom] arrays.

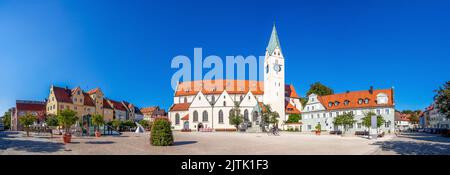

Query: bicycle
[[267, 127, 280, 136]]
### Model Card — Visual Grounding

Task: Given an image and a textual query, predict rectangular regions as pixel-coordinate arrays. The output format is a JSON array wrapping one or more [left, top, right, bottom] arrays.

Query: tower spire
[[266, 24, 282, 56]]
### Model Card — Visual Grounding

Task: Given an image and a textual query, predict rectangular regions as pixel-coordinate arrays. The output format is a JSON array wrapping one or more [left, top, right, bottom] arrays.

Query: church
[[168, 25, 302, 131]]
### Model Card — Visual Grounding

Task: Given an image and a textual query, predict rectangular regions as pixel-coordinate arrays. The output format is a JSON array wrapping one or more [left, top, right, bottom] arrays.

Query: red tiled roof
[[169, 103, 191, 112], [87, 88, 101, 95], [395, 112, 410, 122], [175, 80, 300, 99], [109, 99, 127, 111], [53, 86, 73, 103], [16, 102, 46, 112], [141, 106, 158, 113], [181, 114, 189, 120], [83, 93, 95, 106], [285, 102, 301, 114], [285, 84, 300, 99], [103, 99, 113, 109], [318, 88, 394, 110]]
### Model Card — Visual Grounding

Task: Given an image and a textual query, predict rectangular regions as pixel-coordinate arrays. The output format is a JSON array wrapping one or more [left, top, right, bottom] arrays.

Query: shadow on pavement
[[85, 141, 115, 144], [173, 141, 197, 146], [398, 133, 450, 143], [372, 133, 450, 155], [0, 132, 64, 153]]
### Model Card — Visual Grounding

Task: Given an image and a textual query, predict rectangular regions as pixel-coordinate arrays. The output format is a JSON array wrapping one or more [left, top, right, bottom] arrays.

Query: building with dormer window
[[302, 87, 395, 133]]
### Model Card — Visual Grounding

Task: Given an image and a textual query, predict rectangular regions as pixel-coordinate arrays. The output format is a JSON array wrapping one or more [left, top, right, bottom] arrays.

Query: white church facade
[[168, 25, 302, 131]]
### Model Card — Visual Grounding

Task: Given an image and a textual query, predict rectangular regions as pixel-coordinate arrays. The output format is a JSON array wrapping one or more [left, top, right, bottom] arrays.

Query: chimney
[[65, 86, 68, 90], [346, 90, 350, 94], [369, 86, 374, 94]]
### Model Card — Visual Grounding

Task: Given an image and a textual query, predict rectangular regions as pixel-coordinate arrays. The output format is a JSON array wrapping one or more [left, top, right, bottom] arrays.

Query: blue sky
[[0, 0, 449, 113]]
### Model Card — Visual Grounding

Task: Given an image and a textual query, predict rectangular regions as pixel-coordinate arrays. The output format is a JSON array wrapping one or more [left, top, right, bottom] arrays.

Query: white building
[[302, 87, 395, 133], [168, 25, 302, 131], [428, 103, 449, 129], [395, 111, 411, 131]]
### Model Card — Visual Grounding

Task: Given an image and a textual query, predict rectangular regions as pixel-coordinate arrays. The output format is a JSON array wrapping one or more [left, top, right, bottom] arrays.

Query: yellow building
[[46, 85, 135, 122]]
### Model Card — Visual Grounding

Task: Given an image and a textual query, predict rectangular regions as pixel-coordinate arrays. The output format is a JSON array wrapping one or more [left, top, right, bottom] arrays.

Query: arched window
[[223, 101, 226, 106], [175, 113, 180, 125], [202, 111, 208, 122], [244, 109, 249, 121], [218, 110, 224, 123], [184, 97, 187, 103], [364, 98, 370, 104], [211, 96, 215, 103], [193, 111, 198, 122], [334, 101, 340, 106], [328, 102, 333, 107]]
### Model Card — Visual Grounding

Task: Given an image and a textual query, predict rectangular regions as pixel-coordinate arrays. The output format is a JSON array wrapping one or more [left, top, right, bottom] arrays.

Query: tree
[[229, 104, 243, 131], [111, 119, 121, 131], [306, 82, 334, 96], [434, 81, 450, 119], [315, 123, 321, 132], [57, 109, 78, 135], [150, 118, 173, 146], [91, 114, 104, 133], [261, 104, 280, 130], [45, 114, 59, 138], [2, 111, 11, 130], [361, 112, 385, 129], [19, 112, 37, 137], [333, 113, 356, 134], [408, 113, 419, 125], [286, 114, 301, 123], [139, 120, 150, 130]]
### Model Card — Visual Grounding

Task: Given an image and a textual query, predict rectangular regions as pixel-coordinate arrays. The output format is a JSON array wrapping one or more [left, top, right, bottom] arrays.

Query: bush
[[139, 120, 150, 130], [150, 118, 174, 146]]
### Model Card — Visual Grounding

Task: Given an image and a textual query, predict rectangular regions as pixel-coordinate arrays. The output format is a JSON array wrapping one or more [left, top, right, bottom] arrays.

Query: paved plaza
[[1, 131, 449, 155]]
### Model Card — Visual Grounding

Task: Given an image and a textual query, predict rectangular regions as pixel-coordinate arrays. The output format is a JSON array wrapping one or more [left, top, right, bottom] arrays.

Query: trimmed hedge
[[150, 118, 174, 146]]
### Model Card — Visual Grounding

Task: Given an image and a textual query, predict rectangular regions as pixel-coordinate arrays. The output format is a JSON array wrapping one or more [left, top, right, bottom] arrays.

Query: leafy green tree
[[229, 104, 243, 131], [45, 114, 59, 138], [150, 118, 173, 146], [361, 112, 385, 128], [306, 82, 334, 96], [261, 104, 280, 129], [139, 120, 150, 130], [111, 119, 121, 131], [434, 81, 450, 119], [57, 109, 78, 135], [315, 123, 321, 132], [286, 114, 301, 123], [91, 114, 104, 133], [19, 113, 37, 137], [2, 111, 11, 130], [333, 113, 357, 134]]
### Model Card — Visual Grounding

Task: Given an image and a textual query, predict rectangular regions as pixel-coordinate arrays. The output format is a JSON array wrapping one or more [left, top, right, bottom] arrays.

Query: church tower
[[263, 24, 286, 124]]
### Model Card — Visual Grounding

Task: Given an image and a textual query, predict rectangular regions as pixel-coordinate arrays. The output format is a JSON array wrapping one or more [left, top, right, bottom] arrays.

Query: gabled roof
[[87, 88, 101, 95], [103, 99, 113, 109], [52, 86, 73, 103], [317, 88, 394, 110], [285, 101, 301, 114], [108, 99, 127, 111], [134, 107, 143, 115], [169, 103, 191, 112], [285, 84, 300, 99], [82, 93, 95, 106], [181, 114, 189, 120], [266, 24, 282, 56], [141, 106, 159, 113]]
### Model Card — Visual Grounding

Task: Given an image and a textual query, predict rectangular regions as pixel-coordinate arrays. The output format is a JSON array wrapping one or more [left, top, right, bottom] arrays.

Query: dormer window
[[364, 98, 370, 104], [376, 93, 388, 104], [358, 99, 363, 104], [344, 100, 350, 106], [334, 101, 340, 106], [328, 102, 333, 107]]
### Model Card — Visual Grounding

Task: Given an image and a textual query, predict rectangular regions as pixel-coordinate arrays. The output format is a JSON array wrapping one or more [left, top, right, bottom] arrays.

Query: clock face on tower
[[273, 63, 282, 72]]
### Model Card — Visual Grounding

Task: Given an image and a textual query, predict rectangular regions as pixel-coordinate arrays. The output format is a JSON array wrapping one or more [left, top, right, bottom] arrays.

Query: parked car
[[418, 129, 424, 132]]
